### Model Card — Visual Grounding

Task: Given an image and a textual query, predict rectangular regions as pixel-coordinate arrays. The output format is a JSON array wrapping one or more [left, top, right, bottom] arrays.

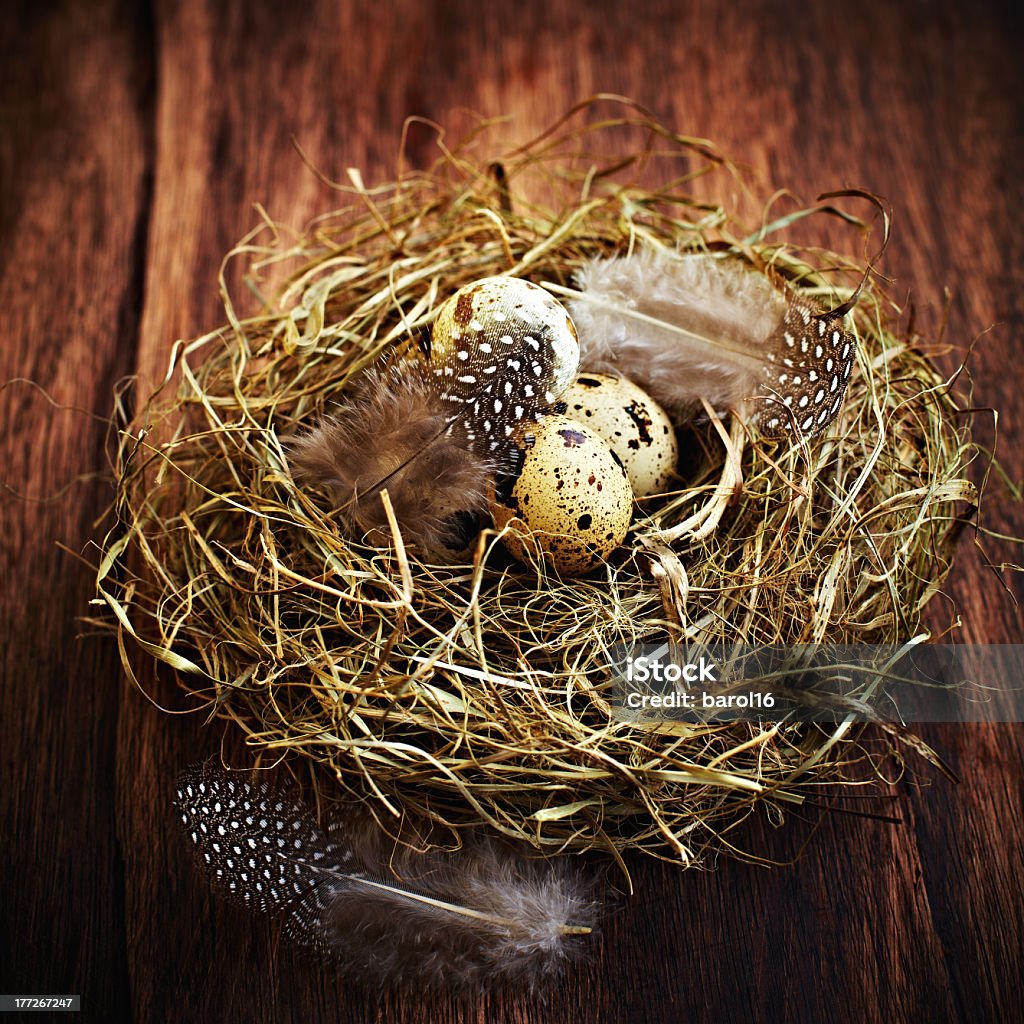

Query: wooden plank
[[120, 1, 392, 1020], [0, 1, 152, 1016]]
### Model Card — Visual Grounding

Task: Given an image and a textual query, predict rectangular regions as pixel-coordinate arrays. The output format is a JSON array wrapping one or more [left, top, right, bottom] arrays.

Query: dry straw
[[98, 100, 980, 867]]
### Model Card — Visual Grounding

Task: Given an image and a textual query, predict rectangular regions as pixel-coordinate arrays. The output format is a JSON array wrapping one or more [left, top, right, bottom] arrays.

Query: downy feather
[[288, 362, 496, 558], [175, 763, 596, 991]]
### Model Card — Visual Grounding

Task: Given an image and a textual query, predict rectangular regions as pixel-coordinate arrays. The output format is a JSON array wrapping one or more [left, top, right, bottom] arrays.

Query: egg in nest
[[560, 373, 678, 498], [490, 415, 633, 577]]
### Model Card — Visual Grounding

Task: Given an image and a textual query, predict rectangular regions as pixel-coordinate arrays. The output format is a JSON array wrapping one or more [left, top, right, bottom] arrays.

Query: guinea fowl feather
[[568, 249, 856, 438], [175, 763, 596, 991]]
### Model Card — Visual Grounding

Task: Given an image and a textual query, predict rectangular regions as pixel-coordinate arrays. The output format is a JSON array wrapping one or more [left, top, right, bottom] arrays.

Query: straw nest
[[98, 104, 980, 866]]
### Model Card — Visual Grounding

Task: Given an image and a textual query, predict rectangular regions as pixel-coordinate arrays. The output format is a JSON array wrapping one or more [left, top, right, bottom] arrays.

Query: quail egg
[[560, 373, 678, 497], [490, 415, 633, 576]]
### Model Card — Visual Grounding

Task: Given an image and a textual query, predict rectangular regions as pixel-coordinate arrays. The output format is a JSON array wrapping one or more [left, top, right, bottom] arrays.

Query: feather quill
[[566, 249, 857, 438], [288, 362, 497, 558], [175, 763, 596, 990]]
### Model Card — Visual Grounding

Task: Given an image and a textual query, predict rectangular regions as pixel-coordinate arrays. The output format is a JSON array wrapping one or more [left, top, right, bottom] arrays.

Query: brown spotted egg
[[430, 276, 580, 464], [490, 415, 633, 577], [560, 373, 678, 498]]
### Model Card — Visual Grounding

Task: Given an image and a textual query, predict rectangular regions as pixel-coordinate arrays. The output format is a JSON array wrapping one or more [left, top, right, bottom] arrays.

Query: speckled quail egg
[[489, 415, 634, 576], [429, 276, 580, 464], [560, 373, 678, 498]]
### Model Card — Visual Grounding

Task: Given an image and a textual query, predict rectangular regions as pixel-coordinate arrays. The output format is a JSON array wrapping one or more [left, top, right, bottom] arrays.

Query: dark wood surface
[[2, 2, 1023, 1021]]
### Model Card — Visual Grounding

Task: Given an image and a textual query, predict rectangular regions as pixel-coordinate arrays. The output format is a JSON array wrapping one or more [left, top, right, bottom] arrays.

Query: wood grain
[[0, 0, 154, 1017], [2, 1, 1022, 1021]]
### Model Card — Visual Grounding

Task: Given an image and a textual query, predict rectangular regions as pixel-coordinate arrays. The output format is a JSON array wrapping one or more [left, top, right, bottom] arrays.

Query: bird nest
[[98, 103, 981, 866]]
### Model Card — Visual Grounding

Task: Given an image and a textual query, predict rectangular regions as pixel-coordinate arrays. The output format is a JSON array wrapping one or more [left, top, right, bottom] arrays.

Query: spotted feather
[[174, 763, 596, 989], [429, 276, 580, 456]]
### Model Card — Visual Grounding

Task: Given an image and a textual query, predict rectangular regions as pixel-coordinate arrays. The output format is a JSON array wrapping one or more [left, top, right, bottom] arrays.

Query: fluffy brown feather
[[176, 763, 597, 992], [289, 363, 497, 557]]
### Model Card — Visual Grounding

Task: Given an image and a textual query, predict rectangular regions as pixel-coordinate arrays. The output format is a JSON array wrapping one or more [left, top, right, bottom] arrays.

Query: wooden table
[[2, 2, 1022, 1021]]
